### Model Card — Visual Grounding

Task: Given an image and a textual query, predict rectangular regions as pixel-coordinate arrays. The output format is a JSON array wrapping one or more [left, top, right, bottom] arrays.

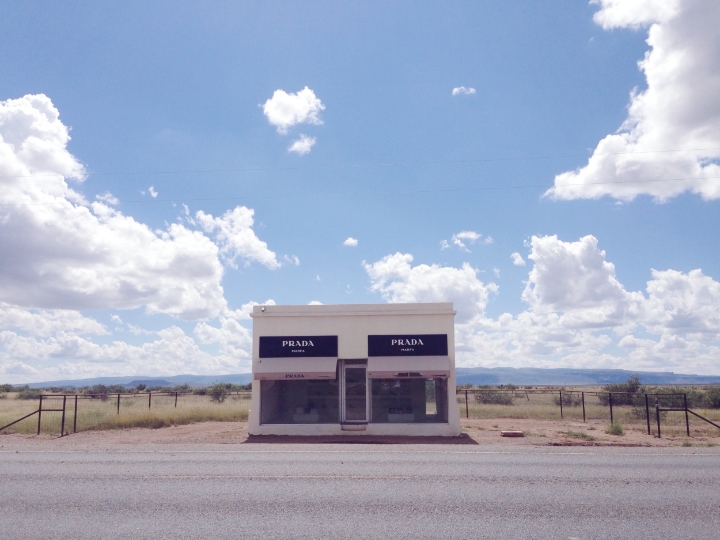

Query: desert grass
[[0, 392, 251, 435]]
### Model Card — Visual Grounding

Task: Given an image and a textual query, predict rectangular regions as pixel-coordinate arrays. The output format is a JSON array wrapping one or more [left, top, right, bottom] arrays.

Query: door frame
[[339, 359, 369, 423]]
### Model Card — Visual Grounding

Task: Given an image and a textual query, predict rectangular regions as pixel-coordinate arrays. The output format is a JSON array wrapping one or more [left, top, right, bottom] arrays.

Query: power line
[[1, 175, 718, 207], [1, 147, 719, 180]]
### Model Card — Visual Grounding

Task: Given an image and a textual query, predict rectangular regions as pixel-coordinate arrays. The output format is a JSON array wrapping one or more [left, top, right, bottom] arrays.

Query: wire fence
[[0, 391, 252, 436], [455, 389, 720, 438]]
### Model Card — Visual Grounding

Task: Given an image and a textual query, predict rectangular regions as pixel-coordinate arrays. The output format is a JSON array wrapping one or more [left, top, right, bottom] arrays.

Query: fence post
[[149, 392, 152, 410], [175, 391, 178, 408], [645, 394, 650, 435], [609, 393, 614, 424], [37, 394, 43, 435], [559, 390, 563, 419], [581, 392, 586, 423], [656, 398, 661, 438], [117, 393, 121, 415], [60, 395, 67, 437], [464, 390, 469, 419], [74, 395, 78, 433], [684, 393, 690, 437]]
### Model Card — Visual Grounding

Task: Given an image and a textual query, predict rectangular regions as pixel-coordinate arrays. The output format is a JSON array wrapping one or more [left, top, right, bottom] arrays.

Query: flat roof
[[251, 302, 455, 318]]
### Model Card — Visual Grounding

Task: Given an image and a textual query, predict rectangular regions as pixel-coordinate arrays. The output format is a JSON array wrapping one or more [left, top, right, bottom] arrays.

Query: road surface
[[1, 444, 718, 539]]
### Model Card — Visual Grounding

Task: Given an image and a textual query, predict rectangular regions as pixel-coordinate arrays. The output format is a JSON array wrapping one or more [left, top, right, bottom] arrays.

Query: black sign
[[259, 336, 338, 358], [368, 334, 448, 357]]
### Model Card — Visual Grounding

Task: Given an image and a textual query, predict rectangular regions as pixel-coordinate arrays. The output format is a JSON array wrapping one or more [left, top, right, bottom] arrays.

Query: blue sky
[[1, 0, 719, 382]]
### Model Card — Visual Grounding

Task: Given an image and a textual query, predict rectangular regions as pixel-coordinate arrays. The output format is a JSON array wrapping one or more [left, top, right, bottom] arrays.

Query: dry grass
[[0, 392, 251, 435]]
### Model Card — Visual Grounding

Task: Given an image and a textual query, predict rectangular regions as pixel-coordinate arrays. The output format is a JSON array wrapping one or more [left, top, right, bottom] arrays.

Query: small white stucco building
[[248, 302, 461, 436]]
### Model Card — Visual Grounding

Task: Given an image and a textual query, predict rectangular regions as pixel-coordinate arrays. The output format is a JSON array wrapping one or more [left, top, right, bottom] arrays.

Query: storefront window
[[260, 379, 339, 424], [370, 378, 448, 423]]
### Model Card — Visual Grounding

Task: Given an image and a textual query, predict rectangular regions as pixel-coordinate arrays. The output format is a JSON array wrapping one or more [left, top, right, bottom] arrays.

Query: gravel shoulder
[[1, 418, 718, 448]]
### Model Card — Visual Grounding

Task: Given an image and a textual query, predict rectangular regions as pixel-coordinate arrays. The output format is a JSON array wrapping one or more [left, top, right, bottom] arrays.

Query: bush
[[599, 375, 643, 406], [606, 421, 624, 436], [208, 383, 229, 403], [0, 392, 6, 400], [0, 384, 13, 392], [474, 391, 514, 405], [17, 388, 42, 400], [706, 387, 720, 409], [553, 392, 582, 407]]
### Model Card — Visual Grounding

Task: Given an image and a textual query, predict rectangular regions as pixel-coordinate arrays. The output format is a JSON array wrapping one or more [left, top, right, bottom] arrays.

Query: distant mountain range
[[15, 367, 720, 389], [455, 367, 720, 386]]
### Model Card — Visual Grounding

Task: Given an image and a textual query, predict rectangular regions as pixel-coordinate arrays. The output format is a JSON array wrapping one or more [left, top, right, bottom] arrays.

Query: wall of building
[[249, 303, 461, 437]]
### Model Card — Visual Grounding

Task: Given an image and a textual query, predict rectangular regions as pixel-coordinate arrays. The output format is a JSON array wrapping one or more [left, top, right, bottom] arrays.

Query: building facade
[[249, 303, 461, 436]]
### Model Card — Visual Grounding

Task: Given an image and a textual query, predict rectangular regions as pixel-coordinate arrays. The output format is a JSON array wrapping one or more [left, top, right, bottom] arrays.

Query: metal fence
[[0, 391, 252, 436], [455, 388, 720, 438]]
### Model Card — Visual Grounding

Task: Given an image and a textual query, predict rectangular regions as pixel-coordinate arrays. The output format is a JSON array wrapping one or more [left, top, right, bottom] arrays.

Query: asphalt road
[[1, 444, 719, 539]]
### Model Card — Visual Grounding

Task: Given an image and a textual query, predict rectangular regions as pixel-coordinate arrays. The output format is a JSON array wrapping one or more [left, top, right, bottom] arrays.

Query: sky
[[1, 0, 719, 383]]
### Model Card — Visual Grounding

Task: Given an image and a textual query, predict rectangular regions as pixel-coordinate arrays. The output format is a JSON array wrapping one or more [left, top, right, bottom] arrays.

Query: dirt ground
[[2, 418, 718, 447]]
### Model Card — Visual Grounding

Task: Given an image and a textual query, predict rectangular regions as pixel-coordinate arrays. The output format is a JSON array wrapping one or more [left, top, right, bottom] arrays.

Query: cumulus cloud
[[0, 303, 107, 337], [148, 186, 158, 198], [95, 192, 119, 205], [0, 94, 230, 320], [510, 252, 526, 266], [548, 0, 720, 202], [262, 87, 325, 135], [196, 206, 281, 270], [0, 324, 251, 384], [343, 237, 358, 247], [441, 231, 491, 252], [288, 134, 316, 155], [364, 235, 720, 374], [452, 86, 476, 96], [522, 235, 643, 329], [362, 253, 498, 323]]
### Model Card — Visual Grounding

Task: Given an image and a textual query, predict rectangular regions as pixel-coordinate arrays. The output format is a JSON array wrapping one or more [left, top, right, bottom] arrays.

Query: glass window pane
[[371, 378, 448, 423], [260, 379, 339, 424], [344, 367, 367, 421]]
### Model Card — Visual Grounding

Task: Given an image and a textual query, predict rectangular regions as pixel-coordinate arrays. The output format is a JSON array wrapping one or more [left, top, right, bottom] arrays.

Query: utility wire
[[1, 175, 718, 207], [1, 147, 719, 180]]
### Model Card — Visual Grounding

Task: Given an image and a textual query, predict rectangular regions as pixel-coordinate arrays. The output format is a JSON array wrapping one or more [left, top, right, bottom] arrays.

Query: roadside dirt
[[1, 418, 718, 447]]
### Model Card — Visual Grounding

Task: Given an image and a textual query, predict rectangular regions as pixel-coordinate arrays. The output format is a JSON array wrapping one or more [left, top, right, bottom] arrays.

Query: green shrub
[[17, 388, 42, 400], [553, 392, 582, 407], [606, 421, 624, 436], [599, 375, 643, 406], [0, 384, 13, 392], [704, 387, 720, 409], [208, 383, 229, 403], [474, 391, 514, 405]]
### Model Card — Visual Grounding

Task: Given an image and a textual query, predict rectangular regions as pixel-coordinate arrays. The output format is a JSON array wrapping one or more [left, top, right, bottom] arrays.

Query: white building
[[249, 302, 461, 436]]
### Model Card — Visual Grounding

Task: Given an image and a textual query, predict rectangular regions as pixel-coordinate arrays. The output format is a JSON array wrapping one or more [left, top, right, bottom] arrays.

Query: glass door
[[341, 361, 367, 422]]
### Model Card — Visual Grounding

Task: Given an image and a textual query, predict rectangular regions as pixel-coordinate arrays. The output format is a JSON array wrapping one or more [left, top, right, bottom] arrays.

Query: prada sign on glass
[[368, 334, 448, 357], [259, 336, 338, 358]]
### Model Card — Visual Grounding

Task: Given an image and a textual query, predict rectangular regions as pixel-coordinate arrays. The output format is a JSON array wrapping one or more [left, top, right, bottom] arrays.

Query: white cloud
[[308, 300, 323, 305], [0, 94, 228, 320], [0, 303, 107, 337], [148, 186, 158, 198], [262, 87, 325, 135], [452, 86, 477, 96], [522, 235, 643, 329], [283, 254, 300, 266], [194, 317, 252, 358], [343, 237, 358, 247], [288, 134, 316, 155], [510, 252, 526, 266], [548, 0, 720, 202], [643, 268, 720, 338], [95, 192, 119, 205], [224, 299, 276, 321], [362, 253, 498, 323], [441, 231, 491, 252], [196, 206, 281, 270], [0, 324, 251, 384]]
